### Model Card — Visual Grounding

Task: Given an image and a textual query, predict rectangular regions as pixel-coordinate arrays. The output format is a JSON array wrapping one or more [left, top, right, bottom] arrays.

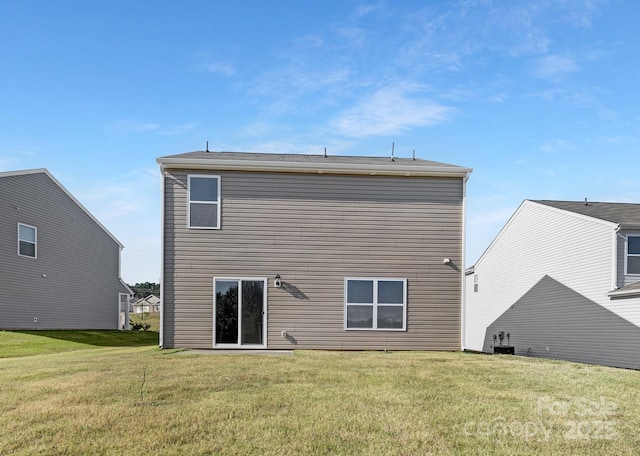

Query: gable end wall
[[0, 173, 125, 329]]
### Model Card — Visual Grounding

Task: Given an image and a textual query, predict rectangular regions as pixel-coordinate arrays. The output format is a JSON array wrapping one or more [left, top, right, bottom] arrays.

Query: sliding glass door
[[214, 278, 266, 347]]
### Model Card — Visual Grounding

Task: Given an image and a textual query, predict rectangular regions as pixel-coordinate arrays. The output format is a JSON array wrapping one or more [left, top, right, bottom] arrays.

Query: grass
[[0, 330, 158, 358], [130, 311, 160, 332], [0, 335, 638, 455]]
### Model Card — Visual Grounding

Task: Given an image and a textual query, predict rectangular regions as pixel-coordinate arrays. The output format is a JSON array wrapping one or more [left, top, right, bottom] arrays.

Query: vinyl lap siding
[[485, 275, 640, 369], [465, 201, 616, 352], [163, 170, 464, 349], [0, 173, 125, 329]]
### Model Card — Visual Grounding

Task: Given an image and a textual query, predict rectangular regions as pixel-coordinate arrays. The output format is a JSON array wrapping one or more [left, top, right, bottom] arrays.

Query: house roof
[[133, 294, 160, 306], [157, 151, 472, 178], [608, 280, 640, 298], [532, 200, 640, 228], [0, 168, 125, 249]]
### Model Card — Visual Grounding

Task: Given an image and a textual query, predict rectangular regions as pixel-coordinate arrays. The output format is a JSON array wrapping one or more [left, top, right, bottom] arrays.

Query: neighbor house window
[[345, 278, 406, 330], [474, 274, 478, 292], [18, 223, 37, 258], [627, 235, 640, 275], [188, 174, 220, 229]]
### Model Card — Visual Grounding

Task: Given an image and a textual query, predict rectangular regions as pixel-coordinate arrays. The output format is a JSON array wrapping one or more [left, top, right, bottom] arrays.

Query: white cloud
[[353, 3, 379, 18], [331, 84, 452, 137], [202, 61, 236, 76], [192, 52, 236, 76], [107, 120, 160, 132], [466, 205, 518, 265], [73, 167, 162, 283], [161, 123, 196, 136], [107, 120, 195, 136], [534, 55, 579, 80], [0, 146, 38, 171], [540, 139, 571, 154]]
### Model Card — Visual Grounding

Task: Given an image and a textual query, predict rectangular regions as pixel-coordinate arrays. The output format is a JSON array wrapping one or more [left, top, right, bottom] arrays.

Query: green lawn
[[0, 330, 158, 358], [129, 311, 160, 332], [0, 334, 638, 455]]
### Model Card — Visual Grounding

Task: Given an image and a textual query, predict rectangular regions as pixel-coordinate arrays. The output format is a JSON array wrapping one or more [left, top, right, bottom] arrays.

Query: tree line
[[128, 282, 160, 299]]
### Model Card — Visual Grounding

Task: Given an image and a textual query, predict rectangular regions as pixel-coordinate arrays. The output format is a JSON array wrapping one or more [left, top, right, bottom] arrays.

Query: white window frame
[[18, 223, 37, 258], [344, 278, 407, 331], [626, 234, 640, 276], [473, 274, 478, 293], [187, 174, 221, 229]]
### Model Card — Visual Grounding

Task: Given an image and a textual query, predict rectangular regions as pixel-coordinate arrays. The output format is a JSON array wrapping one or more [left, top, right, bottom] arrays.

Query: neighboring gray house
[[465, 199, 640, 369], [158, 151, 472, 350], [0, 169, 132, 330], [132, 294, 160, 313]]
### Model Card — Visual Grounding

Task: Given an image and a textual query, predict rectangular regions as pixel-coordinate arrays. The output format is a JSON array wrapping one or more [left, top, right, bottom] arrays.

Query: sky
[[2, 0, 640, 284]]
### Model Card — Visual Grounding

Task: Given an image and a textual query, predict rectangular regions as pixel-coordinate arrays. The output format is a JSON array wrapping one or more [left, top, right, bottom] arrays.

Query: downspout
[[461, 171, 470, 351], [612, 224, 622, 293], [159, 166, 165, 348]]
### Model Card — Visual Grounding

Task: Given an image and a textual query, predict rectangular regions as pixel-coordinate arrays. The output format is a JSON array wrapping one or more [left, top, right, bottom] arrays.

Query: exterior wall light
[[274, 274, 282, 288]]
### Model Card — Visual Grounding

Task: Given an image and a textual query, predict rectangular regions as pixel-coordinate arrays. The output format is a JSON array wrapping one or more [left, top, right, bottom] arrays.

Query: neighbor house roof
[[532, 200, 640, 229], [608, 280, 640, 298], [134, 294, 160, 306], [0, 168, 125, 249], [157, 151, 472, 178]]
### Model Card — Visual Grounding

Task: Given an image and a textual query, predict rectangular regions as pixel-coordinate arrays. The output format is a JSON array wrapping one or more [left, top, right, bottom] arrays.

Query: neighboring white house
[[132, 294, 160, 313], [465, 199, 640, 369]]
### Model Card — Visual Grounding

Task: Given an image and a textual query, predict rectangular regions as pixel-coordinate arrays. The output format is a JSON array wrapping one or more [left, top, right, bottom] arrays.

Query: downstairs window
[[345, 278, 406, 330]]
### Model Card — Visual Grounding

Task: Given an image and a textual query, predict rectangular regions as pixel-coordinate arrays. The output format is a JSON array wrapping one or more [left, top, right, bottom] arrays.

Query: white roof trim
[[470, 200, 619, 270], [0, 168, 125, 249], [156, 157, 472, 178], [607, 287, 640, 298]]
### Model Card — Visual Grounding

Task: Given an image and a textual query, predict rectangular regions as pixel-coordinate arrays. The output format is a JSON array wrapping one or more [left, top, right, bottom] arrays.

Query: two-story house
[[465, 199, 640, 369], [158, 151, 472, 350], [0, 169, 132, 330]]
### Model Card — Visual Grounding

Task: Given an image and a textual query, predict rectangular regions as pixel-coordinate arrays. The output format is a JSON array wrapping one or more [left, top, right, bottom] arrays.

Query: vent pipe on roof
[[206, 141, 209, 153], [391, 142, 395, 162], [585, 197, 588, 206], [324, 147, 327, 158], [413, 149, 416, 161]]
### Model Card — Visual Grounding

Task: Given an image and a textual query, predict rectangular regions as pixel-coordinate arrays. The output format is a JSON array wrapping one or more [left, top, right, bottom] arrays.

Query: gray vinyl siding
[[485, 275, 640, 370], [0, 172, 127, 329], [162, 170, 464, 349]]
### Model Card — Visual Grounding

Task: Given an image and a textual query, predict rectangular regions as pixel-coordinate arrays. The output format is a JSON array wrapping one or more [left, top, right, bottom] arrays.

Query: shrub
[[129, 319, 151, 331]]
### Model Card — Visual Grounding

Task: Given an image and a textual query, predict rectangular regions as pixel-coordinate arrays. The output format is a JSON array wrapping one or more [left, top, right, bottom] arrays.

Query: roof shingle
[[532, 200, 640, 227]]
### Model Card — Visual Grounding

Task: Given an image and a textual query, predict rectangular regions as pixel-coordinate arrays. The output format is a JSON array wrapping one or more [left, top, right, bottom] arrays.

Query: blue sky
[[2, 0, 639, 284]]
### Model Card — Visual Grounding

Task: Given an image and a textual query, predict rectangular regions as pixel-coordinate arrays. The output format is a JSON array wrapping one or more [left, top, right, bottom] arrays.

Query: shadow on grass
[[12, 330, 159, 347]]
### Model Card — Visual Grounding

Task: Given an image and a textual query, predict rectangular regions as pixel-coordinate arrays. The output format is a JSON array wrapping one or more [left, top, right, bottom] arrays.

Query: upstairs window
[[627, 236, 640, 275], [18, 223, 37, 258], [345, 278, 406, 330], [188, 175, 220, 229]]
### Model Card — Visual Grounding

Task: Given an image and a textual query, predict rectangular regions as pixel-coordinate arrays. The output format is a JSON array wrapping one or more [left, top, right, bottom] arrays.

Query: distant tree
[[129, 282, 160, 299]]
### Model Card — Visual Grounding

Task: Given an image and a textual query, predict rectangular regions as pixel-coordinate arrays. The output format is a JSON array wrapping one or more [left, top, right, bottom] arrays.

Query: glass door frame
[[213, 277, 267, 349]]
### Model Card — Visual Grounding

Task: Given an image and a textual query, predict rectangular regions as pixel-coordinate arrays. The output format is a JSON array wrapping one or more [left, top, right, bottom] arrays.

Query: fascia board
[[607, 288, 640, 298], [156, 157, 472, 178]]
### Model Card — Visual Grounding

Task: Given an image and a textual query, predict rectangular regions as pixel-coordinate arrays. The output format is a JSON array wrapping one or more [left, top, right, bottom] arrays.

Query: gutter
[[156, 157, 473, 179]]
